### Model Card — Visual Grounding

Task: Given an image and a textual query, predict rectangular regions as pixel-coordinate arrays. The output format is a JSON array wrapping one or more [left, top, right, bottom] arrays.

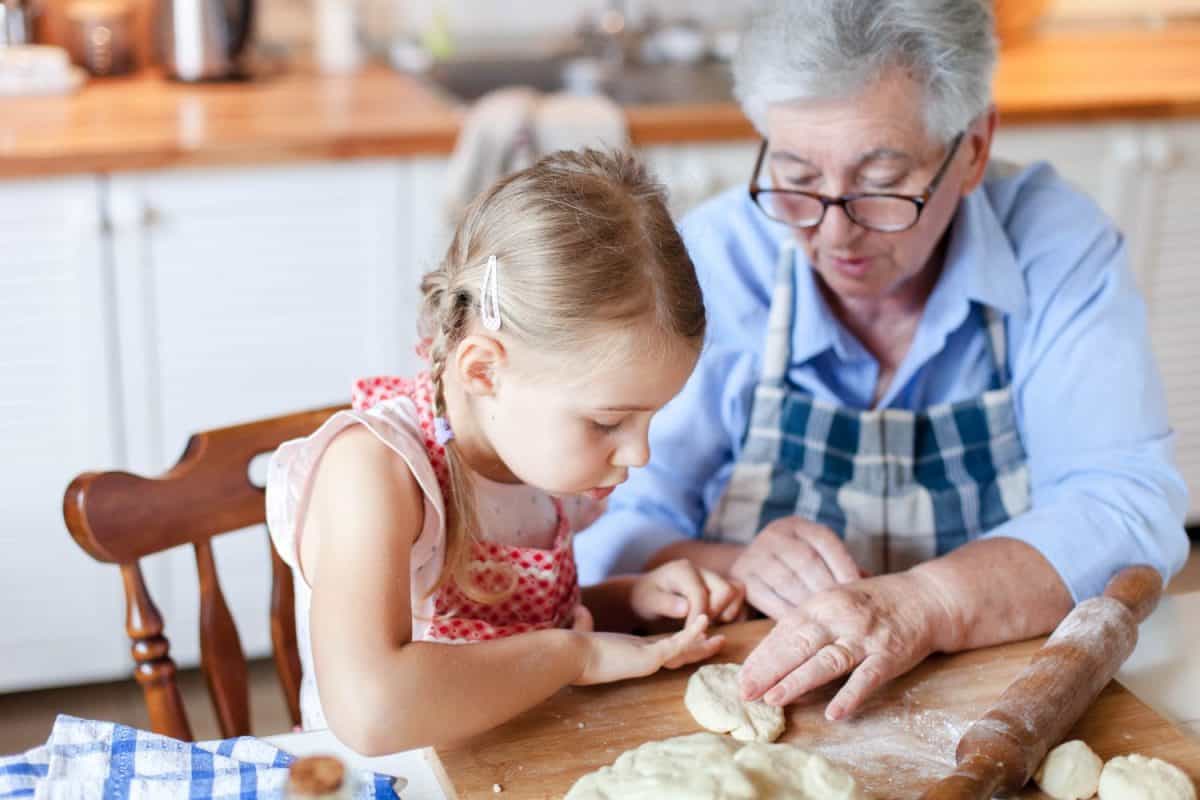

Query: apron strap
[[981, 305, 1011, 387], [761, 243, 797, 386]]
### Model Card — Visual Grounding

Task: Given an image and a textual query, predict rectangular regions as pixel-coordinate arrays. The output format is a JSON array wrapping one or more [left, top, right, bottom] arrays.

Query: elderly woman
[[576, 0, 1189, 720]]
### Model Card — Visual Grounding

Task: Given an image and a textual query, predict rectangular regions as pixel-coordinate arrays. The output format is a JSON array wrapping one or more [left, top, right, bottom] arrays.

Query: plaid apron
[[703, 244, 1031, 574]]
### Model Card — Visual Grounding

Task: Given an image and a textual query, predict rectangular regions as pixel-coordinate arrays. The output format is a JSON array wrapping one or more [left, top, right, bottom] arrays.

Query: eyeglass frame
[[747, 131, 965, 233]]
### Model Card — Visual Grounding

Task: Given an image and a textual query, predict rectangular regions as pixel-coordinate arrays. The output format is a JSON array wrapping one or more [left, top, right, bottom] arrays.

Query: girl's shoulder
[[266, 375, 448, 575]]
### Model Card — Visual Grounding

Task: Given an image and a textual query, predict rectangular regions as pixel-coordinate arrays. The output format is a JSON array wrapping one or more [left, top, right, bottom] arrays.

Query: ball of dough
[[685, 663, 785, 742], [1098, 753, 1195, 800], [1035, 740, 1104, 800]]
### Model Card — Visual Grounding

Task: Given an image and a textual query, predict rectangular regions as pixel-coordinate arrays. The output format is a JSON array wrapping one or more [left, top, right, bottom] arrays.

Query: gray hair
[[733, 0, 997, 143]]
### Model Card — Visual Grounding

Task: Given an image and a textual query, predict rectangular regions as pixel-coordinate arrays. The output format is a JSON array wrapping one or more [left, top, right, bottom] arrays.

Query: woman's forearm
[[319, 628, 586, 756], [911, 537, 1074, 654]]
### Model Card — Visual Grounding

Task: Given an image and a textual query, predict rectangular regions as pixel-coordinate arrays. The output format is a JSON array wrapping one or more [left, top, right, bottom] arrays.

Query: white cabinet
[[106, 160, 431, 669], [992, 122, 1140, 222], [1124, 122, 1200, 523], [640, 140, 759, 216], [0, 177, 131, 691]]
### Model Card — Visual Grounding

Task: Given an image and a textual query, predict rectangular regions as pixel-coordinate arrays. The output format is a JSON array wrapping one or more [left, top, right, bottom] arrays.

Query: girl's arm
[[305, 428, 719, 756]]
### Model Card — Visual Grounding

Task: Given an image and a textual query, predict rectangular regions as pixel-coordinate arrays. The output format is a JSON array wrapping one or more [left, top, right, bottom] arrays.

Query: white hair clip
[[480, 254, 502, 332]]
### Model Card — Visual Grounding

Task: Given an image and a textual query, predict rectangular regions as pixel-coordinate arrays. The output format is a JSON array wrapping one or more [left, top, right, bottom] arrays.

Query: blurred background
[[1, 0, 1198, 754]]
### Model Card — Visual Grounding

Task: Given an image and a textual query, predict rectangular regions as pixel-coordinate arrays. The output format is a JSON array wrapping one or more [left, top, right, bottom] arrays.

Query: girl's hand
[[572, 614, 724, 686], [630, 558, 747, 625]]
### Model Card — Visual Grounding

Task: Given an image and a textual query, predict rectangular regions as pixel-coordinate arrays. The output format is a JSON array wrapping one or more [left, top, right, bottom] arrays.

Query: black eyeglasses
[[748, 132, 964, 233]]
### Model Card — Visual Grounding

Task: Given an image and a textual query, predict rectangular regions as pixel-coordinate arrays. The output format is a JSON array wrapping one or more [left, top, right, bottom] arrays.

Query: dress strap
[[351, 373, 451, 495]]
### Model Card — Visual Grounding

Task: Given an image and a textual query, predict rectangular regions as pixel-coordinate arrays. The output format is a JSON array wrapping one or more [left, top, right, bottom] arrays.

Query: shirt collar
[[948, 185, 1028, 316], [788, 246, 872, 365]]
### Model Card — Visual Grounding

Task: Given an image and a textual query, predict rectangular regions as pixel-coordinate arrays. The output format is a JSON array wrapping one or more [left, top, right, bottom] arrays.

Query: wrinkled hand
[[573, 614, 725, 686], [738, 572, 953, 721], [630, 558, 746, 626], [730, 516, 863, 619]]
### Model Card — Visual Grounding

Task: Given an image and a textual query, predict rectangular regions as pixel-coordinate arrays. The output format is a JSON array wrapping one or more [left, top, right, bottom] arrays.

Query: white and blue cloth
[[0, 716, 401, 800]]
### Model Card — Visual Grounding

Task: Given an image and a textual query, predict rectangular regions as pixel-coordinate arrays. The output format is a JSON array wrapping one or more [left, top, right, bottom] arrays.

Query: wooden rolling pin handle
[[1102, 563, 1162, 624], [919, 564, 1163, 800]]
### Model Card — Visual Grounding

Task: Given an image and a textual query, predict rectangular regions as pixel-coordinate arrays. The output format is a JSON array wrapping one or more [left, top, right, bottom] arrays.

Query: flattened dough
[[563, 733, 756, 800], [1098, 754, 1196, 800], [564, 733, 871, 800], [734, 741, 871, 799], [685, 664, 785, 742]]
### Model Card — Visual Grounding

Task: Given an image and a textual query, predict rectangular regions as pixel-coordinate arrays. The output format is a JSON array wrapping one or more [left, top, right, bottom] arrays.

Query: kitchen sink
[[422, 55, 735, 106]]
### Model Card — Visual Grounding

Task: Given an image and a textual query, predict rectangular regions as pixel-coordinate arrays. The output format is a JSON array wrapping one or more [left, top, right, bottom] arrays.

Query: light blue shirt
[[575, 162, 1190, 602]]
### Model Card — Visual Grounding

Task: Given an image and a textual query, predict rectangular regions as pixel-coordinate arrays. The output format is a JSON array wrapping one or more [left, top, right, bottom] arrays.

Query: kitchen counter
[[1, 23, 1200, 179]]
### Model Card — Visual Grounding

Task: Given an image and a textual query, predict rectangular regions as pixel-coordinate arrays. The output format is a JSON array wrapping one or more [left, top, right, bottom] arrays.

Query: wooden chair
[[62, 404, 347, 741]]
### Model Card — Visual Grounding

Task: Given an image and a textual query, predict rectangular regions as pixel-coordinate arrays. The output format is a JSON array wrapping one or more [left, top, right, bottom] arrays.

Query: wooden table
[[432, 619, 1200, 799]]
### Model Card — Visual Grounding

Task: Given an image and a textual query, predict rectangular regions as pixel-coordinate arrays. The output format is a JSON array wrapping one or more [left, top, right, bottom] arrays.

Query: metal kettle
[[155, 0, 253, 81]]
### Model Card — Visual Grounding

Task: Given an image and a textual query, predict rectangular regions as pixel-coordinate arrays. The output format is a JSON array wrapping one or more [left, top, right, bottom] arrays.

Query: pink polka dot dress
[[353, 374, 582, 644], [268, 371, 605, 729]]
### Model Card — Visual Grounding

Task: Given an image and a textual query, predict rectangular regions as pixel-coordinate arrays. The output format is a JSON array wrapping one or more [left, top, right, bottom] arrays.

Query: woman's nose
[[814, 203, 863, 246]]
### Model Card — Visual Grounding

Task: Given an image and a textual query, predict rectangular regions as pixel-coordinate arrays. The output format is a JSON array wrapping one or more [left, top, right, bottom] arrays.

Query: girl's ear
[[453, 334, 507, 397]]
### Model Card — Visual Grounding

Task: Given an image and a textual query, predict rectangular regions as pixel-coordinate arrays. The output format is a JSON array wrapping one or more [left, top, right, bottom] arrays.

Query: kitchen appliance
[[67, 0, 135, 75], [0, 0, 38, 47], [155, 0, 253, 81]]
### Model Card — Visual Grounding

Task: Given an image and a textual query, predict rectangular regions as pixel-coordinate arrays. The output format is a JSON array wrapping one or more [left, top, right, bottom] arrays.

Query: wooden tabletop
[[2, 24, 1199, 179], [432, 619, 1200, 800]]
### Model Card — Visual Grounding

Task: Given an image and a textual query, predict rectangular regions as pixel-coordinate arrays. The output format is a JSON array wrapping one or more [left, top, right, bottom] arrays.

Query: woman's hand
[[572, 614, 725, 686], [738, 571, 954, 721], [730, 516, 864, 619], [630, 558, 746, 625]]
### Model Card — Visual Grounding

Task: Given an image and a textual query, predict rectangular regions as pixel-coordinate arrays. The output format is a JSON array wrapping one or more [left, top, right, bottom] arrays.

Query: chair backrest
[[63, 404, 347, 741]]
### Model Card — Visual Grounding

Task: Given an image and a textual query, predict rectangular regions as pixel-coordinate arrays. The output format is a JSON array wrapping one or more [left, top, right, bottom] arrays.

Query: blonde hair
[[419, 148, 705, 603]]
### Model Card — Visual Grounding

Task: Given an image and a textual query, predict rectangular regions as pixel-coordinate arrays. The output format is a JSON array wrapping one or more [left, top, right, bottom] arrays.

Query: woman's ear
[[960, 105, 997, 196], [453, 334, 507, 397]]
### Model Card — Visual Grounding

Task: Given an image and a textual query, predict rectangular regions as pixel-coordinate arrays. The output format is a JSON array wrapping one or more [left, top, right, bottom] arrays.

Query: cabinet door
[[0, 176, 131, 691], [992, 123, 1137, 222], [1124, 122, 1200, 523], [639, 141, 761, 217], [107, 160, 423, 667]]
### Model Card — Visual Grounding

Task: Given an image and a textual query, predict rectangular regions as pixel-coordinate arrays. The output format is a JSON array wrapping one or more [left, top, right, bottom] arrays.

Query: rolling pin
[[920, 564, 1163, 800]]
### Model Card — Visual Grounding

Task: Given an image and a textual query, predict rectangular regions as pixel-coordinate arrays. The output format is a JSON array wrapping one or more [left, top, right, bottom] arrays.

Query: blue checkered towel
[[0, 716, 402, 800]]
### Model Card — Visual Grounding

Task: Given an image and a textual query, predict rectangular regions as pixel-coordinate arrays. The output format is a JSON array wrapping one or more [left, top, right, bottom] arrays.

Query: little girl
[[266, 149, 745, 755]]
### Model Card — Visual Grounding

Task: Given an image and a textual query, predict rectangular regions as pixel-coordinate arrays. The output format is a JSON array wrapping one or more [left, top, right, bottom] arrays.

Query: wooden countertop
[[2, 24, 1199, 179]]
